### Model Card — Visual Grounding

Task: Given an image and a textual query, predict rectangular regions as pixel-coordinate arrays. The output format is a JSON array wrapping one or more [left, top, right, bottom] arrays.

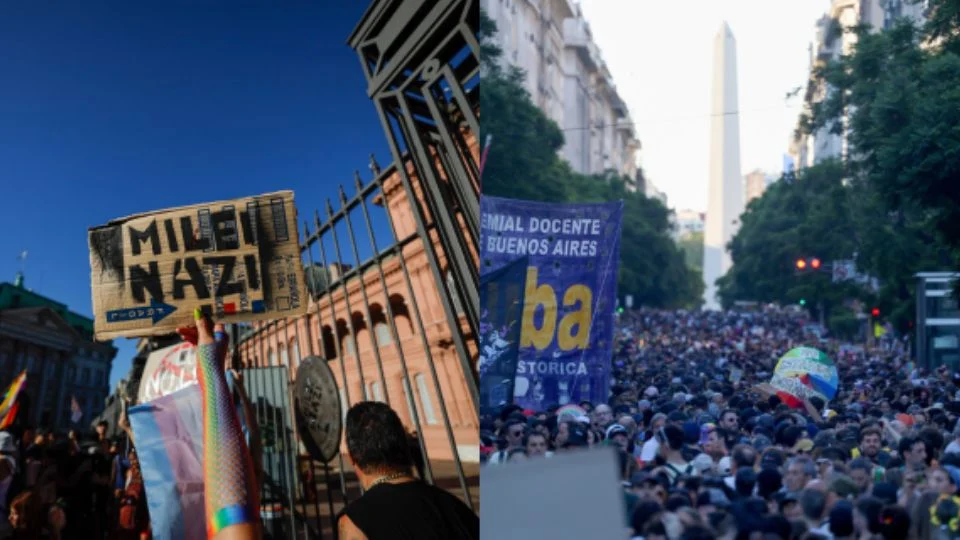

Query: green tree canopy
[[480, 10, 702, 308]]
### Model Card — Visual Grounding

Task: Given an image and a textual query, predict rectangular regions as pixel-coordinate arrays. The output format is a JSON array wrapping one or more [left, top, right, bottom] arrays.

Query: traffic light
[[799, 299, 807, 306], [810, 258, 821, 269], [617, 306, 624, 314], [871, 307, 880, 318], [796, 259, 807, 270], [795, 257, 824, 271]]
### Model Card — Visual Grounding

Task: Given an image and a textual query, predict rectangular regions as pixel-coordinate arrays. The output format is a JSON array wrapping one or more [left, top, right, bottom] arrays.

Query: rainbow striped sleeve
[[196, 340, 260, 538]]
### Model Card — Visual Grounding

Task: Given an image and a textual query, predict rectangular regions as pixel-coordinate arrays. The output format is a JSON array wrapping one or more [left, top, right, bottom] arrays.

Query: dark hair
[[859, 427, 882, 443], [856, 496, 884, 534], [897, 436, 922, 458], [97, 420, 108, 427], [345, 402, 412, 475]]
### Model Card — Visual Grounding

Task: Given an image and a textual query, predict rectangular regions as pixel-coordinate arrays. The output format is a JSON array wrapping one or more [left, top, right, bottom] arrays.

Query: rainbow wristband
[[196, 341, 260, 538]]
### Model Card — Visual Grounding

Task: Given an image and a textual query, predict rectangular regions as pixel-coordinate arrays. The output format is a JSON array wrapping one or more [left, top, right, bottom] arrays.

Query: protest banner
[[479, 256, 528, 414], [480, 196, 623, 409], [88, 191, 307, 340], [137, 341, 198, 404]]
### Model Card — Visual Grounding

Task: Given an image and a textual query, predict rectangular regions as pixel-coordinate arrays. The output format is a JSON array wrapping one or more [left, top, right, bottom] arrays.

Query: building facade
[[744, 169, 768, 204], [0, 277, 115, 431], [789, 0, 928, 171], [481, 0, 641, 181], [672, 209, 705, 241], [235, 155, 478, 464]]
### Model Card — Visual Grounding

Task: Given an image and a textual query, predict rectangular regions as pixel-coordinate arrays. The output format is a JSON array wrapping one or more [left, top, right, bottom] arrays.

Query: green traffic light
[[799, 299, 806, 306]]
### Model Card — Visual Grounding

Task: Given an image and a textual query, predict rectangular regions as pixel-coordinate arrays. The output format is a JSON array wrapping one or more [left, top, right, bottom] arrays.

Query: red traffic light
[[796, 259, 807, 270], [810, 258, 821, 269], [871, 308, 880, 317]]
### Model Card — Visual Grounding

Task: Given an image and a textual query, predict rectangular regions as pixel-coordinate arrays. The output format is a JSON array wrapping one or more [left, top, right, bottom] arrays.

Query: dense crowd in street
[[0, 416, 148, 540], [480, 307, 960, 539]]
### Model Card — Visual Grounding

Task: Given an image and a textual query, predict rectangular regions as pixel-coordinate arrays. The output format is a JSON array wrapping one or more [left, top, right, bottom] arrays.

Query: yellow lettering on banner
[[521, 267, 556, 349], [558, 285, 591, 350]]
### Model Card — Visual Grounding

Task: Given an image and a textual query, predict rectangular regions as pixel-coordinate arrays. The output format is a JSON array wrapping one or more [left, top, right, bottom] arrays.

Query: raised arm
[[185, 310, 262, 540]]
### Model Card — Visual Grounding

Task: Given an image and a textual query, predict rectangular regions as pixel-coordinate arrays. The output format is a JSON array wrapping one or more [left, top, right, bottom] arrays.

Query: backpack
[[664, 462, 695, 487]]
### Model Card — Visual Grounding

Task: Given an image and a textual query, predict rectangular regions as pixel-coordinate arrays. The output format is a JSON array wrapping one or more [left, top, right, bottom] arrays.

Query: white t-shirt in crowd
[[945, 440, 960, 455], [640, 438, 660, 462]]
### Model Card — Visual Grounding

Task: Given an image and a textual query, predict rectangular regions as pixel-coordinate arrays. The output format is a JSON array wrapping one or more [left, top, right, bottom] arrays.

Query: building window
[[267, 348, 275, 366], [291, 341, 300, 367], [402, 378, 417, 426], [414, 374, 438, 425], [374, 323, 392, 347], [280, 346, 289, 366]]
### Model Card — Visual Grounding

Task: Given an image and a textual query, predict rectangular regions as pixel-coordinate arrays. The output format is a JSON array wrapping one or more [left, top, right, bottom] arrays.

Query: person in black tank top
[[337, 402, 478, 540]]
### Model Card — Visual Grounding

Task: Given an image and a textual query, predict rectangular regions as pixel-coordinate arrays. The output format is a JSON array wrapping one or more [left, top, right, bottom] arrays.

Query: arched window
[[374, 323, 392, 347], [402, 378, 417, 425], [415, 374, 438, 425], [281, 345, 289, 366]]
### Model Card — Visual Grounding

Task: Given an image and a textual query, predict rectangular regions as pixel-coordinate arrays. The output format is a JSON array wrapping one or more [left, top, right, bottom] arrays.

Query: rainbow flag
[[0, 371, 26, 430], [128, 372, 256, 540]]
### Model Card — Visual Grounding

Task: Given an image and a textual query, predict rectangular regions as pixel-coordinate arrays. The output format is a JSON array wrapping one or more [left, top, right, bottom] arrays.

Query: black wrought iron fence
[[231, 1, 479, 537]]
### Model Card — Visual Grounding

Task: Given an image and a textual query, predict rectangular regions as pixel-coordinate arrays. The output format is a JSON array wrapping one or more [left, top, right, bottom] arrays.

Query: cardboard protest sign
[[89, 191, 307, 340]]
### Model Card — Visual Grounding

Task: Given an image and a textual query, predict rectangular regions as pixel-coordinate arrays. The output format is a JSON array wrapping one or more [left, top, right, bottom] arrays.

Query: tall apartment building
[[789, 0, 928, 171], [744, 169, 768, 204], [481, 0, 641, 184]]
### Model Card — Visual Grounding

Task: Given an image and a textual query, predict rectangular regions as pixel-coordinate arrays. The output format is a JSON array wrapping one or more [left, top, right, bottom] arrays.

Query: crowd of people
[[0, 416, 148, 540], [480, 307, 960, 539]]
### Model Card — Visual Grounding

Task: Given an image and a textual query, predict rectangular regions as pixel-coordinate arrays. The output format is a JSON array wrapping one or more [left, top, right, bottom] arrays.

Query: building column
[[53, 352, 70, 432], [36, 346, 53, 427]]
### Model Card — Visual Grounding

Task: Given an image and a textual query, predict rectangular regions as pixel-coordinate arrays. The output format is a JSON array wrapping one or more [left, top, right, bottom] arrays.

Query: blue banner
[[480, 196, 623, 410], [479, 256, 528, 415]]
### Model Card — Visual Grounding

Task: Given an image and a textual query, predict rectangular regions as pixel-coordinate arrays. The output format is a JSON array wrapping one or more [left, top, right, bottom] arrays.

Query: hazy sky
[[578, 0, 831, 212]]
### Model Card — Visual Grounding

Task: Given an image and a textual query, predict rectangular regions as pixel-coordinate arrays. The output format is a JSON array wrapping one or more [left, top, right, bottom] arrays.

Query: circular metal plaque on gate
[[294, 356, 342, 463]]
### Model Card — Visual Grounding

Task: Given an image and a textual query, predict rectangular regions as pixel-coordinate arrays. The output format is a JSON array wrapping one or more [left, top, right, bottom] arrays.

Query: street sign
[[294, 356, 342, 463]]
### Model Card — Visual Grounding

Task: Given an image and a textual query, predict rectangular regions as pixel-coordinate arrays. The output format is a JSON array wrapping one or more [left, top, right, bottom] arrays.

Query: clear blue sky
[[0, 2, 398, 388]]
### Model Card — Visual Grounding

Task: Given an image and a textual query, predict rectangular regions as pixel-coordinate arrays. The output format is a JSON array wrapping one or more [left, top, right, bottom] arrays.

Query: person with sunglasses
[[487, 419, 526, 466]]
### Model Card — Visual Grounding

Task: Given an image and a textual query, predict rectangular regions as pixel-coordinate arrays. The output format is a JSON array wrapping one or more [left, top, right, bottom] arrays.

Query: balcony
[[563, 18, 600, 70]]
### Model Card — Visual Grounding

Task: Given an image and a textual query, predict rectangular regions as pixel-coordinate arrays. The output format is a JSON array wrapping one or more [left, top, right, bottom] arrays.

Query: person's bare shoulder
[[338, 515, 368, 540]]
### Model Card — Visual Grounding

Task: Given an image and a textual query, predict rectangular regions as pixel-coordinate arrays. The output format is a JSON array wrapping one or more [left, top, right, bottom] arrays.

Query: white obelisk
[[703, 22, 744, 310]]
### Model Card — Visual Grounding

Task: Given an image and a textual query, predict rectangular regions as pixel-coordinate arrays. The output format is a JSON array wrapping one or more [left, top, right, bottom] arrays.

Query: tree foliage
[[479, 10, 702, 308], [723, 2, 960, 332]]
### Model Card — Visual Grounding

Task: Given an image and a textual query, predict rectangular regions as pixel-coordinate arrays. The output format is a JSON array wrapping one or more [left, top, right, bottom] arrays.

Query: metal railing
[[230, 2, 480, 536]]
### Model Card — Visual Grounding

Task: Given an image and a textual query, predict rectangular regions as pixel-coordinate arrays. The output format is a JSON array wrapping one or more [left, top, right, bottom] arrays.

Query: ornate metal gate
[[232, 1, 479, 538]]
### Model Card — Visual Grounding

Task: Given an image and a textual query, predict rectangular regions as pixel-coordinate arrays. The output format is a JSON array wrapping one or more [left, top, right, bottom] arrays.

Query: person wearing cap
[[606, 424, 630, 452]]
